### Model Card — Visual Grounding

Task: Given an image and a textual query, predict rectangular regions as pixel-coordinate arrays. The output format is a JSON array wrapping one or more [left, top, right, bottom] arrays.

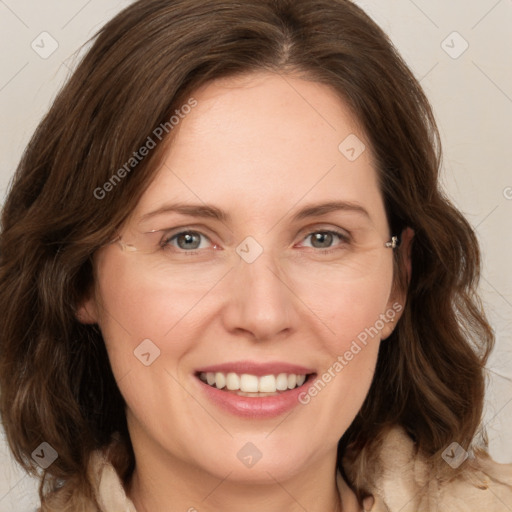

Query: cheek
[[296, 269, 393, 432], [306, 265, 394, 352], [92, 254, 200, 433], [94, 252, 214, 352], [91, 254, 197, 415]]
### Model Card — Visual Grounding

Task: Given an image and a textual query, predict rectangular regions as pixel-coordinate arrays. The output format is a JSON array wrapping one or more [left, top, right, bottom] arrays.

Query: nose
[[220, 249, 300, 341]]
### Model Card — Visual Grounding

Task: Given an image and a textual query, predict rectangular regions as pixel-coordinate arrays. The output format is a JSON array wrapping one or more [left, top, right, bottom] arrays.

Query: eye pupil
[[311, 232, 333, 248], [177, 232, 201, 250]]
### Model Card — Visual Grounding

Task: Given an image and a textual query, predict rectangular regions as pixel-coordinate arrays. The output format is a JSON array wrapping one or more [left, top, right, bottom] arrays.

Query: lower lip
[[194, 374, 317, 418]]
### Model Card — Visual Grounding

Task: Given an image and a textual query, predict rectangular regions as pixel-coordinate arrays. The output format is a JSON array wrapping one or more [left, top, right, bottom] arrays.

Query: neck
[[128, 469, 344, 512], [126, 438, 351, 512]]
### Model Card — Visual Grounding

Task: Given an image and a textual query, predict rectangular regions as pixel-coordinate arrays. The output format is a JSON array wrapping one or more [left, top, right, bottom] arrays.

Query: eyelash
[[160, 228, 351, 255]]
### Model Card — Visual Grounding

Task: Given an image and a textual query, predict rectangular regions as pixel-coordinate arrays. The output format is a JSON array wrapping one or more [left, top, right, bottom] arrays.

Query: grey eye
[[308, 232, 335, 249], [174, 232, 203, 250]]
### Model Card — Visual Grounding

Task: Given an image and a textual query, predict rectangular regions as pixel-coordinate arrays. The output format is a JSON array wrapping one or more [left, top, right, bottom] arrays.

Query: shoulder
[[342, 426, 512, 511], [86, 446, 137, 512], [37, 439, 136, 512]]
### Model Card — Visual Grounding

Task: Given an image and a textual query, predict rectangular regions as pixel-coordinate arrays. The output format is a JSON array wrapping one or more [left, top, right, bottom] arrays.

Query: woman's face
[[84, 72, 403, 483]]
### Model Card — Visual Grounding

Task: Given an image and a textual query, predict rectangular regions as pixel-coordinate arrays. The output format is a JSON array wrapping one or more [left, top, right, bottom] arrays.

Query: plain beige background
[[0, 0, 511, 510]]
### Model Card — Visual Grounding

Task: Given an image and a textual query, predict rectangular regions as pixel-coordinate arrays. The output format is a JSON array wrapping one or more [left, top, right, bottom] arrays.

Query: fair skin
[[80, 71, 410, 512]]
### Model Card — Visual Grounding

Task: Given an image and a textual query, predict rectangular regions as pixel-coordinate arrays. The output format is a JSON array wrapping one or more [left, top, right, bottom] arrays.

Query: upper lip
[[195, 361, 316, 377]]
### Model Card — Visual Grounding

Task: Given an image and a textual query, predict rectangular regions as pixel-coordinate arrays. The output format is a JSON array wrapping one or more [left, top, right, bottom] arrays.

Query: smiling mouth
[[196, 371, 316, 397]]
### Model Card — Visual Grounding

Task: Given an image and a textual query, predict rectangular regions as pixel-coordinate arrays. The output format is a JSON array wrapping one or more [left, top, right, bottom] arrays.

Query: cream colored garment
[[341, 427, 512, 511], [61, 426, 512, 511]]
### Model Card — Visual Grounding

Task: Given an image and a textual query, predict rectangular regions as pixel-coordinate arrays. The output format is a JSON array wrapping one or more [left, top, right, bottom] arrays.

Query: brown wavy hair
[[0, 0, 494, 509]]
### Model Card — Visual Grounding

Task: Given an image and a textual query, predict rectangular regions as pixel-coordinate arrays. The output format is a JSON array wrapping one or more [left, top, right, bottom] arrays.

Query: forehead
[[133, 72, 386, 230]]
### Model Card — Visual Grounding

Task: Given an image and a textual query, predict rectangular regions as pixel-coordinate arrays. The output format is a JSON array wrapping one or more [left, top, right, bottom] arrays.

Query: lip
[[194, 360, 316, 377], [193, 371, 317, 419]]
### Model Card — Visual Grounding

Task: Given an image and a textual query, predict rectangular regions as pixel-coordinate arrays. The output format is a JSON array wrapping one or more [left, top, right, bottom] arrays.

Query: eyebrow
[[138, 200, 370, 224], [292, 201, 370, 221], [139, 203, 230, 223]]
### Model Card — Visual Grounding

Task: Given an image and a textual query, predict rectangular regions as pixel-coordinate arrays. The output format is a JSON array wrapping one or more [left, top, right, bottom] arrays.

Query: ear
[[75, 294, 99, 325], [381, 227, 414, 340]]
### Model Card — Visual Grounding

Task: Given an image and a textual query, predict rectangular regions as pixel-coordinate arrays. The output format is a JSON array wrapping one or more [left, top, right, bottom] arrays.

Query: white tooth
[[215, 372, 226, 389], [240, 374, 259, 392], [208, 372, 306, 393], [226, 372, 240, 390], [258, 374, 277, 392], [276, 373, 288, 391]]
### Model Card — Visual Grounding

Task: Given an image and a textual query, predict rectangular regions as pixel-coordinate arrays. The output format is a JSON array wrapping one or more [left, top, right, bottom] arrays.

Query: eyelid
[[294, 224, 351, 242]]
